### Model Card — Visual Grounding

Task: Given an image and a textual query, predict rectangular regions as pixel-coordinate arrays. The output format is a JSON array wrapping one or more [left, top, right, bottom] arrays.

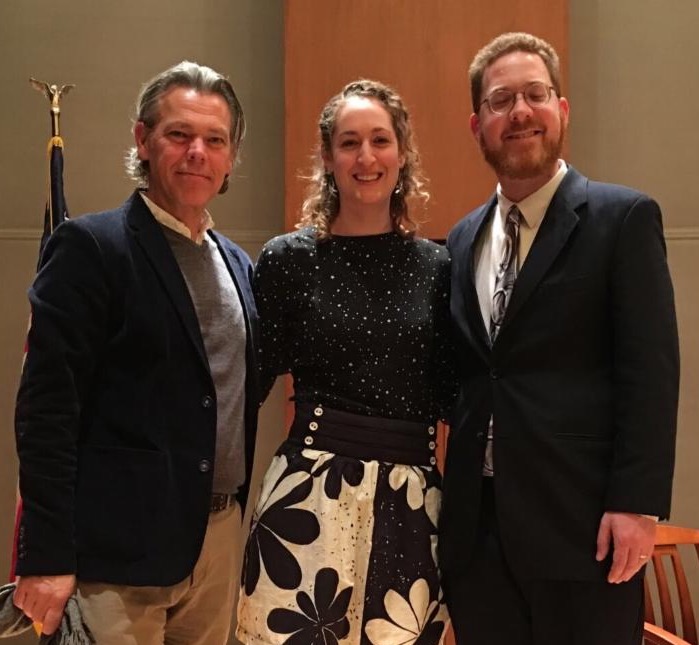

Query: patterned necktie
[[483, 205, 521, 476], [489, 204, 521, 343]]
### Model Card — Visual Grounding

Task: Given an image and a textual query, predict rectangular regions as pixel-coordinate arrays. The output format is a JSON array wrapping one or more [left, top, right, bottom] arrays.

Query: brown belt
[[210, 493, 236, 513]]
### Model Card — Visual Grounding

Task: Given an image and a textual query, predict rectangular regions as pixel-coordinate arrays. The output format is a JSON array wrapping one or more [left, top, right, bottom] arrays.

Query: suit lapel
[[458, 197, 496, 357], [501, 168, 588, 332], [125, 192, 210, 372]]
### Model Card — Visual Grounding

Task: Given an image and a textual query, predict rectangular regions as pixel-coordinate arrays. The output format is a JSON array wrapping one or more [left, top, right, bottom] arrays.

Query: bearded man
[[441, 32, 679, 645]]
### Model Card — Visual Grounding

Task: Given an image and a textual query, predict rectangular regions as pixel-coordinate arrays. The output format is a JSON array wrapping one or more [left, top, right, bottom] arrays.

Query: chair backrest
[[644, 525, 699, 645]]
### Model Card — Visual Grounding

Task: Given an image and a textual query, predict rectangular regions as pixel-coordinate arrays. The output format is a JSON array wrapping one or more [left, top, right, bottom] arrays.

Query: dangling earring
[[218, 174, 230, 195], [325, 172, 337, 194], [393, 179, 404, 195]]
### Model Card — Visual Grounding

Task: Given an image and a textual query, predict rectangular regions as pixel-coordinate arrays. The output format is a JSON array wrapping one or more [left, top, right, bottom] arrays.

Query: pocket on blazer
[[537, 274, 594, 294], [554, 432, 611, 442], [75, 445, 166, 561]]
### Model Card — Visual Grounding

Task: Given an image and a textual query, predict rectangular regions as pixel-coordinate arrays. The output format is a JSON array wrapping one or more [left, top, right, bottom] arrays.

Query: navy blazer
[[15, 192, 259, 586], [440, 167, 679, 582]]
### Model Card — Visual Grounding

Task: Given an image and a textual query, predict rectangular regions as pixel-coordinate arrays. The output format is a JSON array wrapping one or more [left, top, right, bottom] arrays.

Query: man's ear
[[558, 96, 570, 129], [469, 112, 481, 142], [134, 121, 149, 159]]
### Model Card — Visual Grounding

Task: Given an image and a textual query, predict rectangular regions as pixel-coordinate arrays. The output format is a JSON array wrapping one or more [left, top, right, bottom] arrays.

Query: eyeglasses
[[480, 82, 557, 115]]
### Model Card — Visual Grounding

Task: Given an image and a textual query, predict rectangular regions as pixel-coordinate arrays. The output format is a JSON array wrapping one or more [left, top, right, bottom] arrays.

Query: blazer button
[[201, 395, 214, 408], [313, 406, 324, 417], [198, 459, 211, 473], [309, 421, 319, 431]]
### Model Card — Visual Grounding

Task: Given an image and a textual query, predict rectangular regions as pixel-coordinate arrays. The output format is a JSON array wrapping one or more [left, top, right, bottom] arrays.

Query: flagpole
[[10, 79, 75, 638], [29, 78, 74, 240]]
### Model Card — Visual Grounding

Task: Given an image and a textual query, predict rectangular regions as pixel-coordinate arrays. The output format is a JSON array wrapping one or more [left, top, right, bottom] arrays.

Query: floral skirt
[[236, 404, 449, 645]]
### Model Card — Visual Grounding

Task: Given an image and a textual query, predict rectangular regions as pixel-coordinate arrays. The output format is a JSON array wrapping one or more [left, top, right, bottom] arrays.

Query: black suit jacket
[[15, 192, 259, 586], [440, 167, 679, 582]]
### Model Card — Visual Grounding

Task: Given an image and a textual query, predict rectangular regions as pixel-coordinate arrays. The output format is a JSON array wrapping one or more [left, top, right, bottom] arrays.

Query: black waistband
[[287, 403, 438, 466]]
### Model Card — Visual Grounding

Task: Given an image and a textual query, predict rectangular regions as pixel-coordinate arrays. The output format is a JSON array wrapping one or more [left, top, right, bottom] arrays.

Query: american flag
[[10, 133, 69, 581]]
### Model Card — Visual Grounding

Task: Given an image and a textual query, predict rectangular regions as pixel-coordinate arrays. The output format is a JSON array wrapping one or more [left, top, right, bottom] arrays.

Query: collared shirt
[[474, 160, 568, 332], [474, 160, 568, 477], [140, 192, 214, 245]]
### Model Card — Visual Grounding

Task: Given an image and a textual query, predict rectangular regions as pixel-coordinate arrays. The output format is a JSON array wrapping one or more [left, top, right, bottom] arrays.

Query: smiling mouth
[[178, 171, 210, 180], [504, 129, 543, 141], [353, 173, 382, 182]]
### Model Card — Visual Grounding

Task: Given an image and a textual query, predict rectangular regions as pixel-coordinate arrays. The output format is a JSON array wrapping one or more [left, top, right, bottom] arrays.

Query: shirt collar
[[496, 160, 568, 229], [139, 192, 215, 245]]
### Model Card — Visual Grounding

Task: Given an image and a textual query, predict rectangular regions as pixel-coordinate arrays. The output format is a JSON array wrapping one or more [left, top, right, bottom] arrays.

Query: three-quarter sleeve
[[252, 237, 293, 401]]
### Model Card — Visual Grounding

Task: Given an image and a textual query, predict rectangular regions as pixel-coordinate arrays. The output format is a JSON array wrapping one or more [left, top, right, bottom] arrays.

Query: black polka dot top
[[253, 227, 455, 422]]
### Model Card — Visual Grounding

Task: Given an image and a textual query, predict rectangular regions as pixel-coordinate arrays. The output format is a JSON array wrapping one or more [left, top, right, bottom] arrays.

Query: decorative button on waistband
[[198, 459, 211, 473], [309, 421, 319, 431], [428, 441, 436, 450], [314, 407, 324, 417], [429, 456, 437, 465], [304, 436, 314, 446], [428, 426, 436, 435]]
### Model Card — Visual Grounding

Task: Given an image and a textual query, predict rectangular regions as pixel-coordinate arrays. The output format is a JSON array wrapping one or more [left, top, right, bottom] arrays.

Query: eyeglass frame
[[479, 82, 558, 115]]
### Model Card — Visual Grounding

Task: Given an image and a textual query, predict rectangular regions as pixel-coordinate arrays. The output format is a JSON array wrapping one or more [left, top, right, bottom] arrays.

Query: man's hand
[[13, 574, 76, 635], [596, 512, 656, 583]]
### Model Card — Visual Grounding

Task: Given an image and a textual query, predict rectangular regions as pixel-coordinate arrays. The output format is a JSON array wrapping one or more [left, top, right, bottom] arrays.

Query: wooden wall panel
[[285, 0, 568, 238]]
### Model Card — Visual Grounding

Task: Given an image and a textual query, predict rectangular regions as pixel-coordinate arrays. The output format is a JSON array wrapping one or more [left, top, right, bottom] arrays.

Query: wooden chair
[[644, 524, 699, 645], [644, 622, 692, 644]]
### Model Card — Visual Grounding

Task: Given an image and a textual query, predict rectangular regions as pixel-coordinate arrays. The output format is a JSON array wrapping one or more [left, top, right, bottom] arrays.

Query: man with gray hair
[[12, 61, 259, 644]]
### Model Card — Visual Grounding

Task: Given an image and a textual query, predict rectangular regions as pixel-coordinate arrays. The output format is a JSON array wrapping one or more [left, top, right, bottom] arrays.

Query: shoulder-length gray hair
[[125, 61, 245, 187]]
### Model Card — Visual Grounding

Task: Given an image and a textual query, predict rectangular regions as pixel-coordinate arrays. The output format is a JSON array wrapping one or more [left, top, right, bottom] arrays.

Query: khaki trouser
[[77, 502, 242, 645]]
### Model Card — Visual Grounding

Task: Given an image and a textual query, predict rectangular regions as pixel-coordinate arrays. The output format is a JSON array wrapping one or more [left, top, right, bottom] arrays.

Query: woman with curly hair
[[236, 79, 454, 645]]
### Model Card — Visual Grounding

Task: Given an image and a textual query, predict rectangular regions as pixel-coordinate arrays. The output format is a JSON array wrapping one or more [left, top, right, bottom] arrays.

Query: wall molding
[[0, 228, 280, 244], [2, 227, 698, 242], [0, 229, 39, 241], [665, 228, 699, 241], [218, 230, 280, 244]]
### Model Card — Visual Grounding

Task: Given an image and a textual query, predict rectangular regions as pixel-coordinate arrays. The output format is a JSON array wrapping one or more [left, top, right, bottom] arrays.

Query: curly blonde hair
[[299, 79, 428, 239]]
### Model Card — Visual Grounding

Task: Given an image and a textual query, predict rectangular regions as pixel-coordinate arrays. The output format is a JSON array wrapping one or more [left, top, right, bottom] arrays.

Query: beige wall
[[0, 1, 696, 643]]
